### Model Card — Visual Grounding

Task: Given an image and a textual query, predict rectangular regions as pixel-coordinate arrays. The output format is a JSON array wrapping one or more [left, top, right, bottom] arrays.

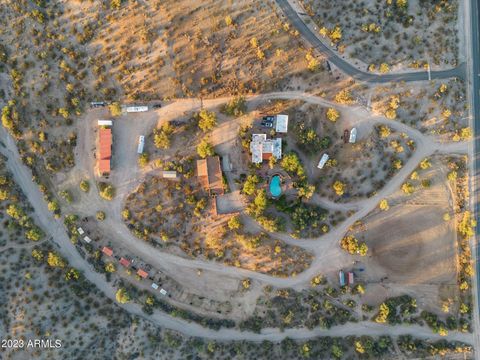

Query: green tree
[[65, 268, 80, 281], [198, 109, 217, 132], [401, 182, 415, 194], [80, 180, 90, 192], [228, 215, 242, 230], [458, 211, 476, 239], [47, 252, 66, 268], [26, 227, 44, 241], [225, 15, 233, 26], [280, 153, 305, 177], [96, 211, 106, 221], [105, 263, 116, 273], [121, 209, 131, 220], [419, 158, 431, 170], [6, 203, 24, 219], [59, 190, 73, 203], [197, 139, 215, 158], [378, 125, 391, 138], [305, 53, 320, 72], [98, 182, 115, 201], [116, 288, 131, 303], [242, 175, 260, 195], [138, 153, 149, 168], [375, 303, 390, 323], [326, 108, 340, 122], [379, 199, 389, 211], [109, 102, 122, 116], [48, 200, 60, 213], [332, 180, 346, 196], [31, 248, 44, 261], [222, 96, 247, 117], [154, 123, 174, 149]]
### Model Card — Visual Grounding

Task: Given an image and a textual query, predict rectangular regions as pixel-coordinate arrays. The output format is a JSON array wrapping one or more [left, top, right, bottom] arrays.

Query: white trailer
[[83, 236, 92, 243], [126, 106, 148, 113], [317, 153, 329, 169], [137, 135, 145, 154], [151, 283, 159, 290], [98, 120, 113, 127], [159, 289, 167, 296], [349, 128, 357, 143], [77, 227, 84, 235]]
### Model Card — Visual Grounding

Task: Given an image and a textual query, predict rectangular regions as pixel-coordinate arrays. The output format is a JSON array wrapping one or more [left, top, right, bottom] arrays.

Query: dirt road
[[0, 91, 471, 342]]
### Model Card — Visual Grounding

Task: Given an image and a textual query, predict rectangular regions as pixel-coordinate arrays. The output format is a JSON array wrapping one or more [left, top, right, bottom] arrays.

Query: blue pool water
[[269, 175, 282, 197]]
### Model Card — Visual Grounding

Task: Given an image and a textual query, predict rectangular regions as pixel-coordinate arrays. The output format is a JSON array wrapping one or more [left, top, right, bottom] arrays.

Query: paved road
[[275, 0, 465, 82], [469, 0, 480, 356]]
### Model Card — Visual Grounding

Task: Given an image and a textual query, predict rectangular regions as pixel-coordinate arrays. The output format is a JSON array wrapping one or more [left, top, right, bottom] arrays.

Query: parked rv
[[317, 153, 329, 169], [349, 128, 357, 143], [339, 270, 346, 287], [137, 135, 145, 154]]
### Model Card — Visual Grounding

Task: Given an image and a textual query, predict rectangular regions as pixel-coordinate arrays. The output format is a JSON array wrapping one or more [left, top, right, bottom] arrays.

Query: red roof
[[99, 159, 110, 174], [137, 269, 148, 279], [119, 257, 131, 267], [102, 246, 113, 257], [98, 128, 112, 174]]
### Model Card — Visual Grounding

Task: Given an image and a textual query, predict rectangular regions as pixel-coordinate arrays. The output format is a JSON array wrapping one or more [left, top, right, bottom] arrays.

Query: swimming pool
[[269, 175, 282, 197]]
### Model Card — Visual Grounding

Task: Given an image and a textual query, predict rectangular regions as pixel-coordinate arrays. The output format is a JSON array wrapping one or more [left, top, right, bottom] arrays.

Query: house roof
[[250, 140, 263, 164], [137, 269, 148, 279], [275, 114, 289, 133], [102, 246, 113, 257], [99, 159, 110, 174], [250, 135, 282, 163], [98, 128, 112, 174], [119, 257, 131, 267], [99, 128, 112, 159], [196, 156, 224, 195]]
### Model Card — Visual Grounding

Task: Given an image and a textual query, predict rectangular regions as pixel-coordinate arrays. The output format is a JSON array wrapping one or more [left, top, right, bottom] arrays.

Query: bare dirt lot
[[362, 204, 455, 285], [350, 157, 458, 314]]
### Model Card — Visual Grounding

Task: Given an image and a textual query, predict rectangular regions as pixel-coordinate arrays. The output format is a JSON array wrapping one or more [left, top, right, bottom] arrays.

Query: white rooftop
[[274, 114, 289, 133], [317, 153, 329, 169], [250, 134, 282, 164], [124, 106, 149, 113], [349, 127, 357, 143]]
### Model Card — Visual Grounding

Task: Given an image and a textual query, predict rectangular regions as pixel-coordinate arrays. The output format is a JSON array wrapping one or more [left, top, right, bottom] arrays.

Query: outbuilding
[[102, 246, 113, 257], [274, 114, 289, 133], [119, 257, 131, 268], [137, 269, 149, 279]]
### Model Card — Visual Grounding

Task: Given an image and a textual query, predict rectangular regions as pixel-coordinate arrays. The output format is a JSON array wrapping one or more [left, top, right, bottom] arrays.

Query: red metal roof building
[[98, 128, 112, 175], [102, 246, 113, 257], [119, 257, 131, 268], [137, 269, 148, 279]]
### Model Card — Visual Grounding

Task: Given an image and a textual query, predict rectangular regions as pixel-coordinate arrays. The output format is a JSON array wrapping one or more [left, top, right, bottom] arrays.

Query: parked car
[[343, 129, 350, 143], [152, 103, 162, 109]]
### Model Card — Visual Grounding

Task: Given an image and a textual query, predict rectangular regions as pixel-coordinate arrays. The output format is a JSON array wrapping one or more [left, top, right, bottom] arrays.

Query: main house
[[250, 134, 282, 164]]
